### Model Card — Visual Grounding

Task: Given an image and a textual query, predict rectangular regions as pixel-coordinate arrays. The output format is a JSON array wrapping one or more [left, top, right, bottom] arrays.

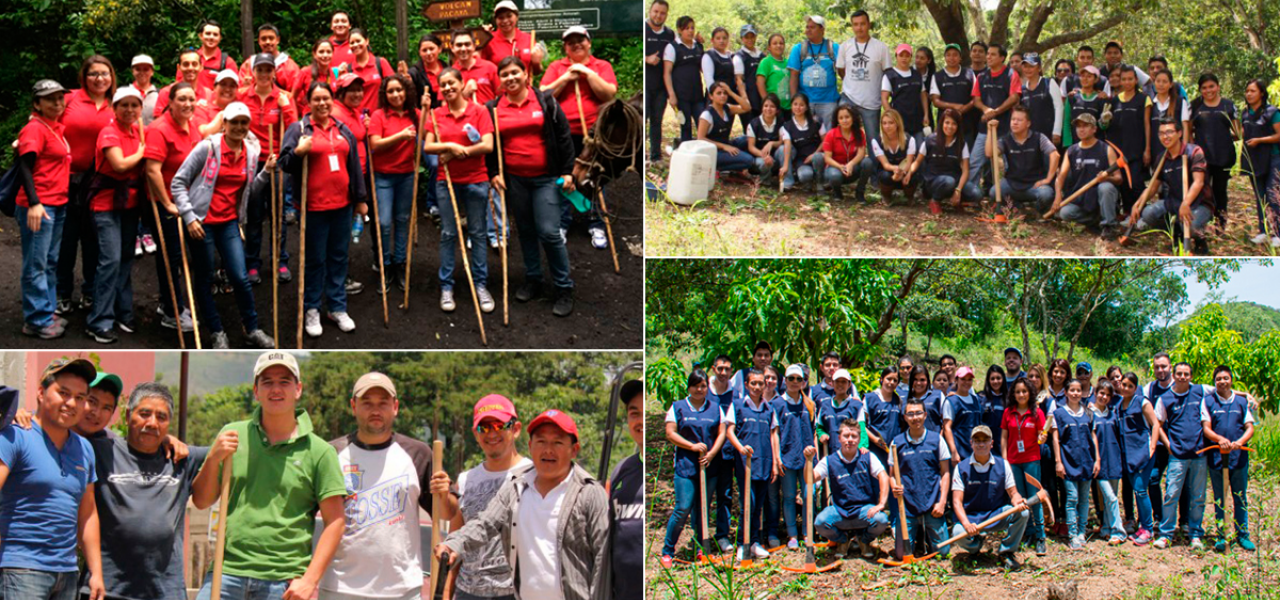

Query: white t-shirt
[[942, 392, 977, 421], [871, 136, 917, 158], [1154, 95, 1191, 121], [814, 449, 885, 480], [455, 457, 535, 597], [1199, 392, 1256, 424], [1154, 384, 1215, 422], [835, 36, 891, 108], [929, 66, 969, 96], [662, 39, 698, 63], [951, 455, 1017, 491], [516, 470, 571, 600], [665, 402, 735, 424], [701, 50, 745, 92]]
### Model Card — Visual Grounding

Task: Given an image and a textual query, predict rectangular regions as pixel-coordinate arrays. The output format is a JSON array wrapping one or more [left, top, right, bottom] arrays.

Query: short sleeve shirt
[[456, 58, 502, 105], [1000, 407, 1046, 464], [91, 119, 143, 211], [207, 137, 248, 225], [236, 87, 298, 155], [821, 128, 865, 164], [836, 37, 891, 108], [0, 423, 97, 572], [60, 88, 115, 172], [455, 458, 534, 597], [482, 29, 537, 70], [15, 115, 72, 207], [541, 56, 617, 135], [369, 108, 420, 174], [427, 103, 494, 184], [495, 90, 550, 178], [144, 111, 203, 196], [305, 118, 354, 211]]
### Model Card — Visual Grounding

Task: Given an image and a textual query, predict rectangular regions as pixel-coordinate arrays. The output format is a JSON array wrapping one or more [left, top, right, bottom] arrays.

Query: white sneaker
[[716, 537, 733, 553], [327, 311, 355, 332], [142, 234, 157, 254], [304, 308, 322, 337], [1153, 537, 1171, 549], [1251, 233, 1269, 244], [441, 289, 456, 312], [750, 543, 770, 558], [476, 286, 495, 313], [134, 238, 144, 257], [589, 227, 608, 249], [1271, 236, 1280, 248], [858, 539, 876, 558], [1190, 538, 1205, 551]]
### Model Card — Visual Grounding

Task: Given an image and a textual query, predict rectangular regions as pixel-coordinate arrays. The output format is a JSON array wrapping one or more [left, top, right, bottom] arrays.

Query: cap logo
[[475, 403, 508, 414]]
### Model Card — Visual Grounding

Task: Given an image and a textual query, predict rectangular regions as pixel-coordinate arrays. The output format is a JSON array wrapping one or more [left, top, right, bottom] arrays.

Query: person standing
[[1052, 378, 1097, 550], [369, 74, 423, 293], [143, 83, 201, 334], [881, 44, 927, 145], [756, 34, 791, 120], [1189, 74, 1237, 227], [701, 27, 747, 125], [453, 30, 501, 105], [929, 44, 975, 149], [1241, 79, 1280, 247], [891, 397, 951, 557], [291, 40, 338, 118], [645, 0, 674, 161], [663, 17, 704, 145], [970, 44, 1022, 189], [482, 0, 546, 74], [789, 16, 840, 127], [1201, 366, 1256, 553], [185, 20, 237, 93], [727, 369, 779, 559], [1018, 53, 1062, 145], [835, 10, 889, 139], [238, 24, 301, 91], [239, 53, 299, 287], [816, 369, 864, 455], [605, 381, 645, 600], [1152, 362, 1209, 550], [1107, 66, 1150, 214], [999, 378, 1047, 555], [1115, 372, 1160, 545], [129, 55, 159, 126], [346, 29, 396, 115], [737, 25, 765, 133], [942, 366, 982, 464], [1091, 380, 1128, 545], [154, 51, 211, 119], [328, 11, 356, 67]]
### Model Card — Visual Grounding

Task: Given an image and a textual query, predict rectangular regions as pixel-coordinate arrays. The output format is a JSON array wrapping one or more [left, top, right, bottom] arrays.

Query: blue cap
[[739, 24, 757, 37], [1076, 362, 1093, 374], [1003, 347, 1023, 359]]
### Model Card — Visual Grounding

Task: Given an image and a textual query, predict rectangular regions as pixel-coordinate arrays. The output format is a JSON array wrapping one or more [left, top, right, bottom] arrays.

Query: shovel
[[909, 489, 1048, 562], [781, 456, 841, 573], [877, 443, 911, 565]]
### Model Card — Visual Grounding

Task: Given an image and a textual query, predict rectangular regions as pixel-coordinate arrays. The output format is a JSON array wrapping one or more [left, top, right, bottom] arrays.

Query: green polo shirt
[[216, 405, 346, 581]]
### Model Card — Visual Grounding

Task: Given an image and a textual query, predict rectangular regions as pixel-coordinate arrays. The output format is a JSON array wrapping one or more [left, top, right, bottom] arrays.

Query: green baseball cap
[[944, 43, 962, 54], [90, 372, 124, 398]]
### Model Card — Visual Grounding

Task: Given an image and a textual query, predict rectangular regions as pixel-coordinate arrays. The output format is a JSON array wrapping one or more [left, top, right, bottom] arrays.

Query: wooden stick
[[270, 121, 279, 348], [1181, 153, 1192, 252], [175, 210, 201, 349], [403, 105, 429, 309], [990, 121, 1003, 210], [428, 439, 444, 598], [743, 452, 752, 551], [1043, 164, 1121, 219], [210, 456, 232, 598], [428, 106, 488, 345], [367, 132, 388, 326], [574, 81, 620, 273], [296, 160, 307, 349], [492, 106, 509, 325], [931, 490, 1047, 553], [891, 442, 909, 560], [698, 457, 710, 553]]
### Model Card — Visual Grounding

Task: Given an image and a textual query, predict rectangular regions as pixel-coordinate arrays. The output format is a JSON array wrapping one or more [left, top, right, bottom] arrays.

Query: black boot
[[552, 287, 574, 317]]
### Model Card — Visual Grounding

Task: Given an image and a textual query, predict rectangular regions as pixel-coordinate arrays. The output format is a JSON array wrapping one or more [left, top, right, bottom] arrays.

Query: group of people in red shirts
[[11, 3, 620, 347]]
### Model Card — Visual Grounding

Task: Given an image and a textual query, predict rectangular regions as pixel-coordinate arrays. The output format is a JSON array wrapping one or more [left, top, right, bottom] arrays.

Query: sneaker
[[1153, 536, 1171, 549], [787, 537, 799, 550], [393, 264, 407, 291], [1035, 539, 1047, 556], [767, 536, 782, 549], [1131, 529, 1153, 546], [1190, 538, 1205, 551], [284, 207, 298, 225], [1252, 232, 1269, 244], [929, 200, 942, 215], [428, 205, 441, 221], [489, 237, 500, 249], [142, 234, 157, 254], [160, 308, 195, 332], [1213, 539, 1228, 553], [477, 286, 495, 313], [751, 542, 770, 559], [660, 555, 674, 569], [1101, 225, 1120, 241], [55, 316, 68, 329], [344, 278, 364, 295], [245, 328, 274, 349], [832, 540, 851, 558], [79, 295, 95, 311], [247, 268, 261, 285], [1134, 219, 1151, 232], [87, 327, 119, 344], [1238, 537, 1256, 552], [1109, 535, 1127, 545], [589, 226, 608, 249], [716, 538, 733, 553], [304, 308, 322, 338], [857, 539, 875, 558], [278, 265, 292, 283], [515, 281, 542, 302], [1000, 552, 1021, 571], [56, 298, 73, 315], [327, 311, 355, 332], [440, 289, 456, 312], [134, 238, 144, 257], [117, 321, 136, 334], [1069, 536, 1085, 551], [553, 287, 574, 317], [22, 321, 65, 339], [211, 331, 231, 349], [1124, 520, 1137, 535]]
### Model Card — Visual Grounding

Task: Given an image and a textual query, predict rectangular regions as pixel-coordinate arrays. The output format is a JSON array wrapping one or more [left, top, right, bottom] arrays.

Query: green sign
[[520, 0, 640, 38]]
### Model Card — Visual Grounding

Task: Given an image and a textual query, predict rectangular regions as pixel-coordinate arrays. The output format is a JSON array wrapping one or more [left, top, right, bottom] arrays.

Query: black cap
[[33, 79, 67, 97], [252, 53, 276, 69], [41, 358, 97, 386], [621, 380, 643, 405]]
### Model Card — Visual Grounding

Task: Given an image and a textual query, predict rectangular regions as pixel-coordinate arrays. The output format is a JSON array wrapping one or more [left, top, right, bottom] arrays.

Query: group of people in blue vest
[[659, 341, 1259, 572], [645, 1, 1280, 254]]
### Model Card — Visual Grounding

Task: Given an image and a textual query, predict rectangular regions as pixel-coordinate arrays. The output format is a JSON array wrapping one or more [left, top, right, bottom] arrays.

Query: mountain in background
[[154, 352, 308, 398], [1182, 301, 1280, 344]]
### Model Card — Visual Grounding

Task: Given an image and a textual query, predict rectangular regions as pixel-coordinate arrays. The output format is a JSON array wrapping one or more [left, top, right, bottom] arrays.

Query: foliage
[[1173, 304, 1280, 414]]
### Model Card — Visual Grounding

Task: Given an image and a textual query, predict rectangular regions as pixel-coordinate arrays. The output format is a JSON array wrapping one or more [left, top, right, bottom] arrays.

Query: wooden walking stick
[[428, 435, 445, 599], [428, 106, 488, 345], [781, 452, 841, 573], [491, 106, 509, 325], [402, 105, 429, 309], [270, 121, 279, 348], [573, 80, 620, 273], [1181, 153, 1193, 253], [887, 443, 911, 562], [175, 208, 201, 349], [210, 455, 232, 598], [367, 133, 388, 326], [296, 160, 307, 349], [142, 121, 184, 349], [989, 120, 1009, 223]]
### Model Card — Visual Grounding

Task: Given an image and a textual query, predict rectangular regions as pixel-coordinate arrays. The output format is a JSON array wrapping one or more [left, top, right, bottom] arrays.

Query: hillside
[[1183, 301, 1280, 344], [154, 352, 305, 398]]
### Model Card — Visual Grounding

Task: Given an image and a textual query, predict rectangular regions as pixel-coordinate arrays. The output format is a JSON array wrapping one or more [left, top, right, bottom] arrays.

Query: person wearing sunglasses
[[428, 395, 531, 600]]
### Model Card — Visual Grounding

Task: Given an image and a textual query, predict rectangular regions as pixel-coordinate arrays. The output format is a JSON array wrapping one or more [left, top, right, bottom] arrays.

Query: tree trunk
[[925, 334, 934, 359], [868, 261, 930, 346], [988, 0, 1020, 48], [921, 0, 971, 49]]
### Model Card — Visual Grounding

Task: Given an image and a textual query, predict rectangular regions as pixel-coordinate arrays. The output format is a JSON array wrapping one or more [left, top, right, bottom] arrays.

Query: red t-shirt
[[91, 119, 143, 212], [821, 128, 866, 165], [237, 55, 300, 92], [236, 87, 297, 155], [329, 36, 355, 71], [153, 83, 212, 120], [369, 108, 419, 174], [481, 29, 536, 70], [331, 102, 368, 173], [454, 58, 500, 105], [349, 55, 394, 115], [60, 89, 115, 172], [428, 103, 493, 184], [208, 137, 248, 225], [495, 90, 548, 178], [419, 65, 441, 107], [1000, 406, 1046, 464], [15, 114, 72, 208], [541, 57, 617, 135], [305, 118, 352, 212], [291, 68, 338, 116], [145, 111, 203, 198]]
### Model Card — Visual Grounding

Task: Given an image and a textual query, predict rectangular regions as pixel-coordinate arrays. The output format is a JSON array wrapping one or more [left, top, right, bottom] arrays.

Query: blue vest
[[910, 389, 945, 433], [958, 455, 1010, 518], [774, 396, 815, 471], [704, 105, 735, 145], [826, 451, 878, 517], [981, 389, 1007, 456], [1203, 392, 1250, 471], [864, 389, 905, 451], [892, 430, 943, 517], [672, 397, 722, 478], [1159, 384, 1206, 460], [946, 392, 983, 459], [818, 395, 862, 455], [885, 67, 925, 135], [1020, 77, 1056, 138], [670, 41, 705, 102], [1092, 407, 1124, 480], [707, 50, 736, 90], [708, 383, 738, 461], [978, 66, 1015, 135], [1118, 391, 1152, 475], [733, 396, 776, 480], [1053, 405, 1095, 481], [810, 381, 836, 404]]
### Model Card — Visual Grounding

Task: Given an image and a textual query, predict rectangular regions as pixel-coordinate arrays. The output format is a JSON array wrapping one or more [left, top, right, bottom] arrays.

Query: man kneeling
[[951, 425, 1030, 570], [813, 418, 889, 559]]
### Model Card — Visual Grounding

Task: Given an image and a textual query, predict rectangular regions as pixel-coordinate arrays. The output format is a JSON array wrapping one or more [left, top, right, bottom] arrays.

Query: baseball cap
[[785, 364, 805, 379], [955, 366, 975, 379], [1003, 346, 1023, 359], [112, 86, 143, 105], [33, 79, 67, 97], [562, 26, 590, 40], [833, 369, 852, 382], [494, 0, 519, 14], [473, 394, 518, 427], [739, 24, 757, 38], [620, 380, 644, 405], [336, 73, 364, 91], [1082, 65, 1101, 77], [89, 372, 124, 398], [1072, 112, 1098, 127], [222, 101, 252, 121], [215, 69, 239, 84], [895, 43, 913, 56], [352, 372, 397, 398], [1022, 52, 1041, 66], [943, 43, 962, 54], [131, 54, 154, 67], [807, 15, 825, 27], [971, 425, 993, 439], [42, 358, 97, 387], [528, 409, 579, 440], [252, 53, 276, 69], [1076, 362, 1094, 374], [253, 351, 300, 380]]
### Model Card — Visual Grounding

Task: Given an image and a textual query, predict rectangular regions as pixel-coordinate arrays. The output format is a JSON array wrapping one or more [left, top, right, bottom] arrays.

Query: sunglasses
[[786, 376, 804, 382], [475, 419, 516, 434]]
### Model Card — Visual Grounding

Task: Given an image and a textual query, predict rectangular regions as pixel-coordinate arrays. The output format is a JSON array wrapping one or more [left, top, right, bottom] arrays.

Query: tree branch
[[1023, 12, 1129, 53], [988, 0, 1021, 46], [1017, 2, 1056, 52], [867, 260, 931, 346]]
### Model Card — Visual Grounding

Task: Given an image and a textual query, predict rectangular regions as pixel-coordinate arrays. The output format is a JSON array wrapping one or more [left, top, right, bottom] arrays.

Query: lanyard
[[34, 115, 71, 155]]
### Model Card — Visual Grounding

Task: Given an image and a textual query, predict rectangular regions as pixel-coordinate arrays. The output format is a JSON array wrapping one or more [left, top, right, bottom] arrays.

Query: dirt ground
[[644, 406, 1280, 599], [646, 112, 1278, 257], [0, 172, 644, 349]]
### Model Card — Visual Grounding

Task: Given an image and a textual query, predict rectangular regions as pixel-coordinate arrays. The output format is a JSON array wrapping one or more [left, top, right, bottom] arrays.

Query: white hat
[[254, 351, 300, 380], [833, 369, 852, 382], [131, 54, 154, 67], [222, 101, 252, 122], [562, 25, 590, 40], [807, 15, 825, 27], [785, 364, 804, 379], [111, 86, 143, 105], [494, 0, 519, 14], [215, 69, 239, 84]]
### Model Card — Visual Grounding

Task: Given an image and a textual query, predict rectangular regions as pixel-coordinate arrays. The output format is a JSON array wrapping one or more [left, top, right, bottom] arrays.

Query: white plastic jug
[[678, 140, 718, 188], [666, 146, 715, 206]]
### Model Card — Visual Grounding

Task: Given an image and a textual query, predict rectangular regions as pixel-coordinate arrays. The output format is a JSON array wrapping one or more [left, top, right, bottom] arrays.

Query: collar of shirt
[[499, 89, 537, 108], [744, 395, 767, 411], [1089, 405, 1112, 418], [906, 429, 927, 445], [969, 454, 994, 471], [1062, 403, 1086, 418]]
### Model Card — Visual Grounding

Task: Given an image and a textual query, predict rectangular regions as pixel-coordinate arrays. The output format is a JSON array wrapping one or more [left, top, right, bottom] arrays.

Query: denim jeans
[[1059, 182, 1120, 226], [437, 181, 489, 291], [195, 571, 289, 600], [1097, 478, 1126, 539], [16, 203, 66, 328], [922, 175, 982, 203], [822, 161, 870, 194], [952, 505, 1028, 554], [244, 168, 290, 272], [188, 220, 259, 334], [1161, 455, 1207, 539], [56, 174, 97, 301], [992, 182, 1055, 215], [839, 97, 881, 143], [1009, 460, 1045, 541], [507, 174, 573, 290], [375, 172, 415, 267], [1208, 464, 1249, 538], [452, 591, 515, 600], [969, 132, 991, 187], [774, 148, 824, 191], [1140, 201, 1214, 234], [486, 185, 508, 247], [303, 206, 352, 313], [903, 511, 950, 555], [647, 88, 668, 160], [811, 102, 837, 129], [662, 471, 717, 556], [716, 148, 756, 173], [87, 209, 138, 331], [150, 210, 188, 319], [1129, 458, 1155, 533], [422, 152, 439, 212], [778, 466, 812, 538], [0, 568, 77, 600], [675, 99, 705, 145], [1064, 478, 1092, 539], [738, 476, 774, 546], [1247, 151, 1280, 235], [814, 503, 889, 544], [1149, 444, 1191, 526]]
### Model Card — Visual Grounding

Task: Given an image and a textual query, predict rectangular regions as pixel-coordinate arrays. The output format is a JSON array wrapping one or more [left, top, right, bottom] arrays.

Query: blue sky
[[1181, 260, 1279, 319]]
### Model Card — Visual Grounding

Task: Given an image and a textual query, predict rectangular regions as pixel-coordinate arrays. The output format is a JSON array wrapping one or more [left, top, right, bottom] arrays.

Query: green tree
[[1174, 304, 1280, 414]]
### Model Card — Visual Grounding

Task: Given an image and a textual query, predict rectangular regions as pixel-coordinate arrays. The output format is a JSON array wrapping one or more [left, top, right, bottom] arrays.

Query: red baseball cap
[[472, 394, 518, 428], [527, 409, 579, 440]]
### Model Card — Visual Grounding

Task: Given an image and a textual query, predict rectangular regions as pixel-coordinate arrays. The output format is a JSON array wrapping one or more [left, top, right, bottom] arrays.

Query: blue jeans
[[1129, 459, 1155, 533], [778, 466, 812, 538], [1208, 464, 1249, 537], [1060, 182, 1120, 226], [486, 186, 508, 246], [189, 220, 259, 334], [1098, 478, 1126, 539], [716, 148, 756, 173], [244, 168, 290, 272], [811, 102, 837, 129], [839, 97, 881, 143], [922, 175, 982, 202], [507, 174, 573, 290], [822, 161, 870, 194], [1247, 150, 1280, 234], [422, 152, 439, 211], [952, 505, 1028, 554], [775, 147, 824, 191], [662, 471, 717, 556], [0, 568, 77, 600], [88, 209, 138, 331], [814, 503, 889, 544], [738, 476, 774, 546], [437, 181, 489, 291], [303, 206, 351, 313], [375, 172, 415, 266], [903, 511, 950, 555], [1140, 201, 1214, 234], [1064, 478, 1092, 539], [195, 571, 289, 600], [970, 132, 991, 185], [1160, 455, 1207, 539], [151, 211, 188, 319], [16, 203, 66, 328], [992, 182, 1055, 214], [1009, 460, 1045, 541]]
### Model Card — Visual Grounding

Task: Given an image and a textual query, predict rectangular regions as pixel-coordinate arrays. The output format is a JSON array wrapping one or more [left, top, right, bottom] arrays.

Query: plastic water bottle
[[351, 215, 364, 244], [464, 123, 481, 143], [556, 178, 591, 213]]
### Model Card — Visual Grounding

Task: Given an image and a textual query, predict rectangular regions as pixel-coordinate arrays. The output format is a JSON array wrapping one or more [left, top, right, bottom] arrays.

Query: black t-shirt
[[610, 453, 644, 600]]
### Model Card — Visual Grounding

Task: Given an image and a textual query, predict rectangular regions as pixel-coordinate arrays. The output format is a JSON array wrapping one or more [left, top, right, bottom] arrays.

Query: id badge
[[328, 153, 340, 172], [1017, 438, 1025, 454]]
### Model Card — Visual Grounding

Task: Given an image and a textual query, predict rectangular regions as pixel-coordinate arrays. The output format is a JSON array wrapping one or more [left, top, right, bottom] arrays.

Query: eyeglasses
[[786, 376, 804, 382], [475, 419, 516, 434], [86, 72, 112, 79]]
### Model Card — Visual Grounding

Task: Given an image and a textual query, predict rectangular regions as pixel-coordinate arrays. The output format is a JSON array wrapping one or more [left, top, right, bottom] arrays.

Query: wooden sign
[[423, 0, 482, 22], [430, 27, 494, 52]]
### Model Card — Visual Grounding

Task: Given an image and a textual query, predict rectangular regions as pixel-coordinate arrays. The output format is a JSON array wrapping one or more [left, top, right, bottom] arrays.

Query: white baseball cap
[[494, 0, 519, 14], [254, 351, 300, 380], [807, 15, 825, 27], [215, 69, 239, 84], [833, 369, 852, 382], [785, 364, 805, 379], [131, 54, 154, 67], [222, 102, 252, 121], [111, 86, 143, 105], [562, 25, 590, 40]]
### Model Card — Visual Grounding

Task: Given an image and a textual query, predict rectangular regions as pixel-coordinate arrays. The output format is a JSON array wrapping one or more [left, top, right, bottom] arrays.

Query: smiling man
[[437, 409, 608, 600]]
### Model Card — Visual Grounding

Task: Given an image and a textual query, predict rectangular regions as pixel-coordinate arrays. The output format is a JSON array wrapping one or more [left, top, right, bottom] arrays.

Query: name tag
[[1017, 439, 1025, 454], [328, 153, 340, 172]]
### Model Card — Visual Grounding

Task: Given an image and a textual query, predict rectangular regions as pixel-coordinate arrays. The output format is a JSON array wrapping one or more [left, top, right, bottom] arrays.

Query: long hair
[[78, 55, 118, 97], [880, 107, 905, 147], [833, 104, 865, 146], [310, 38, 335, 80], [378, 74, 419, 113]]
